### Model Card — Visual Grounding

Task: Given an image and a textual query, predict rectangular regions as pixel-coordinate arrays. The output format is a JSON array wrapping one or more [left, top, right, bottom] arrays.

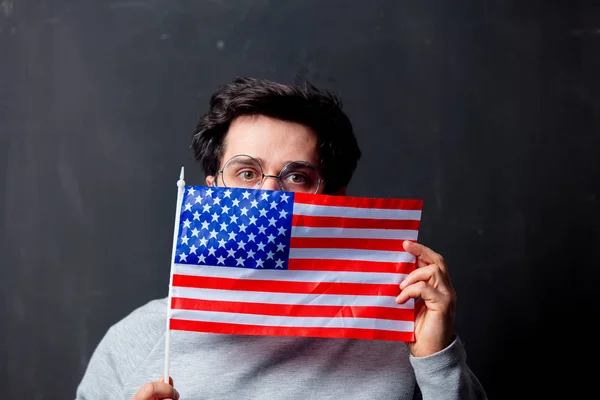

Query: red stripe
[[172, 275, 400, 296], [294, 192, 423, 210], [290, 237, 407, 251], [288, 259, 416, 274], [170, 319, 415, 342], [291, 214, 421, 230], [171, 297, 414, 321]]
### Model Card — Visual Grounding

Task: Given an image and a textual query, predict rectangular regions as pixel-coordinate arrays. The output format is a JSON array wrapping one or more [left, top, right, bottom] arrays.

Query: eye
[[285, 173, 308, 185], [239, 170, 259, 181]]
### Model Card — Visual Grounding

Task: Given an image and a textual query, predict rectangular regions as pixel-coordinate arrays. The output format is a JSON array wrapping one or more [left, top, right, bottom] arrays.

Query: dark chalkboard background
[[1, 1, 598, 398]]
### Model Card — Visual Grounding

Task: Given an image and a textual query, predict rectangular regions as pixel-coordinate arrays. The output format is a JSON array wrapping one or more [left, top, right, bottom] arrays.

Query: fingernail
[[175, 389, 180, 400]]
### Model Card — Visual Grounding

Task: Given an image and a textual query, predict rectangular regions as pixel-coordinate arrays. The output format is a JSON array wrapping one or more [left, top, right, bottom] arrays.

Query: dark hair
[[191, 77, 361, 194]]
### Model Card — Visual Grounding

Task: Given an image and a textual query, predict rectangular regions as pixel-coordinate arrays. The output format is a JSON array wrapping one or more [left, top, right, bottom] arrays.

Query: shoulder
[[76, 298, 169, 399], [104, 297, 168, 360], [108, 297, 168, 338]]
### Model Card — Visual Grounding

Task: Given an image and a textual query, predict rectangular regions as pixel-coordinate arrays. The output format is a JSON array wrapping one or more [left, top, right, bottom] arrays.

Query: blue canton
[[175, 186, 295, 269]]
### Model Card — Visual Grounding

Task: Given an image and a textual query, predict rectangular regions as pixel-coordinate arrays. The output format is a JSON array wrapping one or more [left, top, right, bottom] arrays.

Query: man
[[75, 77, 487, 399]]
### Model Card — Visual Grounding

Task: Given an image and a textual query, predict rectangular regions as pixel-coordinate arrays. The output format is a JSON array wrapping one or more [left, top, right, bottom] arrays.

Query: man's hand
[[396, 241, 456, 357], [132, 376, 179, 400]]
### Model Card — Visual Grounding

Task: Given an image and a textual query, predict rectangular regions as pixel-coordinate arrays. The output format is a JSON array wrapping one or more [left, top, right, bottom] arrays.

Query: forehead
[[222, 115, 320, 169]]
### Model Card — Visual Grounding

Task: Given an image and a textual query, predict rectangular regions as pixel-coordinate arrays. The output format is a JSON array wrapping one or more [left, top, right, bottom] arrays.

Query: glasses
[[214, 154, 324, 194]]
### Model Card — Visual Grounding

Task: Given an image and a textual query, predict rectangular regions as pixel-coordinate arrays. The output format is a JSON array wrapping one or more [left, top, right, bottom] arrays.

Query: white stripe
[[289, 248, 416, 263], [291, 226, 418, 240], [173, 264, 406, 285], [171, 309, 415, 331], [293, 202, 422, 220], [170, 286, 414, 309]]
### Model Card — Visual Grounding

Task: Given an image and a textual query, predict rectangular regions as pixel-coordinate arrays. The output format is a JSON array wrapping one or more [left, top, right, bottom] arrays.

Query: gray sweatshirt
[[75, 298, 487, 399]]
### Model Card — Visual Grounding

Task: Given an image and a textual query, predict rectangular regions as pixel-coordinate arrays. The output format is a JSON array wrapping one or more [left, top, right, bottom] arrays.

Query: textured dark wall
[[1, 1, 598, 398]]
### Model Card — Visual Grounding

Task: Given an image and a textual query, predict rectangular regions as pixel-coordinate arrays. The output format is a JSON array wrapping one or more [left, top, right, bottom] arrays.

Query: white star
[[268, 217, 277, 227], [242, 191, 250, 199], [180, 235, 189, 245], [201, 221, 209, 230], [261, 192, 269, 201], [258, 208, 268, 218], [178, 252, 188, 262], [275, 259, 284, 268], [276, 242, 286, 252], [213, 197, 221, 205], [195, 195, 202, 204], [193, 211, 201, 221], [199, 237, 208, 247], [250, 199, 259, 208], [266, 251, 274, 260], [189, 244, 198, 254], [266, 234, 276, 243], [230, 214, 239, 224], [238, 223, 247, 232], [258, 225, 267, 234], [247, 249, 256, 259], [202, 204, 211, 213], [220, 222, 228, 231], [183, 219, 191, 228], [255, 259, 265, 268], [217, 255, 226, 265], [221, 205, 230, 214], [228, 231, 237, 241], [236, 257, 245, 266], [270, 201, 278, 209], [237, 240, 246, 250], [224, 189, 232, 198], [240, 207, 249, 216], [232, 198, 240, 207], [191, 228, 200, 237], [187, 187, 196, 195], [205, 188, 214, 197], [184, 203, 192, 211], [247, 232, 256, 242], [209, 229, 217, 239], [278, 209, 288, 219], [280, 193, 289, 203], [197, 254, 206, 264], [218, 238, 227, 248], [278, 226, 287, 236], [227, 248, 236, 258], [211, 212, 219, 222], [248, 216, 257, 225], [256, 241, 266, 251], [207, 246, 216, 256]]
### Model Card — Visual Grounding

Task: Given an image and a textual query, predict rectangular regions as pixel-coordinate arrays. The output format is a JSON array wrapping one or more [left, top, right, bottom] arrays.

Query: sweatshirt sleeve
[[409, 335, 487, 400], [74, 324, 126, 400], [74, 299, 168, 400]]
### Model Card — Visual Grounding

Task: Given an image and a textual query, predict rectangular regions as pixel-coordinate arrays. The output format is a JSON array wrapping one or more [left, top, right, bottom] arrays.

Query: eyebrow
[[227, 158, 260, 167], [226, 156, 320, 171], [256, 158, 316, 167]]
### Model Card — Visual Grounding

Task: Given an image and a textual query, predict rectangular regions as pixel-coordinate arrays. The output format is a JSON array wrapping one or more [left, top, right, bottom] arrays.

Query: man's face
[[206, 115, 334, 194]]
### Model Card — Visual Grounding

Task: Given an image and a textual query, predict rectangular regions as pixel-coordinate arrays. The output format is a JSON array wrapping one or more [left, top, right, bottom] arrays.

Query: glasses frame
[[214, 154, 324, 194]]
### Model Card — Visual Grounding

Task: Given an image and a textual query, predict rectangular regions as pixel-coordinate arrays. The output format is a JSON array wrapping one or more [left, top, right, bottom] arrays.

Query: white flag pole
[[164, 166, 186, 384]]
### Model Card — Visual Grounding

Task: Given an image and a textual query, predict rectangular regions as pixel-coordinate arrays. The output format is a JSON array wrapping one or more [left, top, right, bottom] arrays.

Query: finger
[[132, 382, 179, 400], [159, 376, 174, 386], [399, 264, 445, 290], [396, 281, 446, 309], [403, 241, 445, 269]]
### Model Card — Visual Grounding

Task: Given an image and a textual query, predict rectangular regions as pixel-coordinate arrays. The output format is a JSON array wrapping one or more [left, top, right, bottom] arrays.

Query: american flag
[[168, 185, 423, 342]]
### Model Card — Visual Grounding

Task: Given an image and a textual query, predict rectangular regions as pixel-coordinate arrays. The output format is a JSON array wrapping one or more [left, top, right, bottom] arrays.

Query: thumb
[[158, 376, 174, 386]]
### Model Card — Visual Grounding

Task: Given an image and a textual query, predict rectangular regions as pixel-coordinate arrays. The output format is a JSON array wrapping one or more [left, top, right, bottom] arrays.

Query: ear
[[334, 186, 347, 196], [205, 175, 214, 187]]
